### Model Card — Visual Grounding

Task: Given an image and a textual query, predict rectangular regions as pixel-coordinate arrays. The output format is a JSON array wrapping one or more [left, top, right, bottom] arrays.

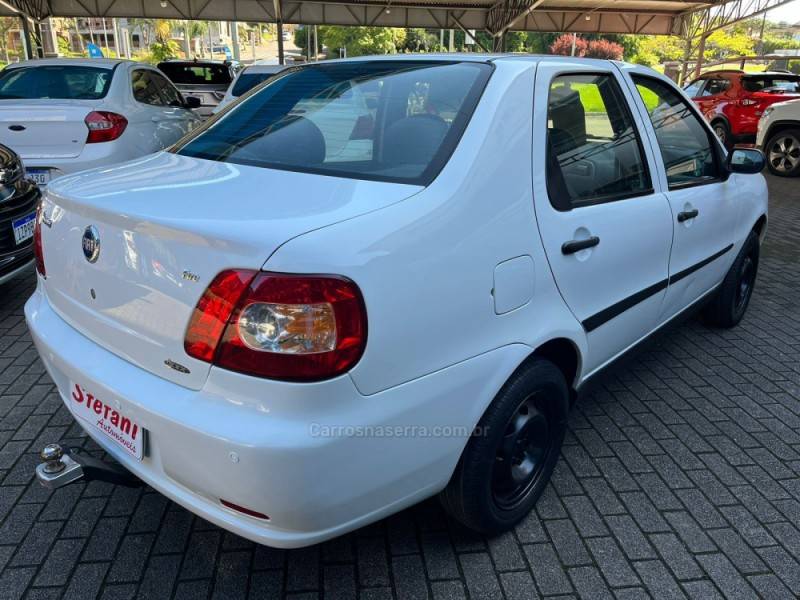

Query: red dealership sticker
[[69, 382, 145, 460]]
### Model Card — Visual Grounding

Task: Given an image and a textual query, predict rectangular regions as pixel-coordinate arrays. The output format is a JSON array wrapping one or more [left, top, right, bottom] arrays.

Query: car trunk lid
[[39, 152, 422, 389], [0, 100, 102, 159]]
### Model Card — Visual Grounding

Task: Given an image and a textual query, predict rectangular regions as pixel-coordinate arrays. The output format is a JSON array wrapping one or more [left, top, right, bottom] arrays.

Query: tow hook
[[35, 443, 143, 489]]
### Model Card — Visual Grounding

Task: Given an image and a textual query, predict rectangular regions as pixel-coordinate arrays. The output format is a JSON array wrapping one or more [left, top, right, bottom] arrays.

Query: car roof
[[4, 57, 128, 69], [297, 53, 641, 69], [160, 59, 230, 66]]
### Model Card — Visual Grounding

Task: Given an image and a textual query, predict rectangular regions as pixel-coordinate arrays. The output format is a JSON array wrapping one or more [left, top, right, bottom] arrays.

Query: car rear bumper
[[25, 283, 526, 547]]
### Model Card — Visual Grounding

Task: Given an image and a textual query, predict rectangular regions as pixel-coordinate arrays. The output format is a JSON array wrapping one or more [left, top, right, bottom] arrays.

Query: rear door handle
[[677, 209, 699, 222], [562, 236, 600, 255]]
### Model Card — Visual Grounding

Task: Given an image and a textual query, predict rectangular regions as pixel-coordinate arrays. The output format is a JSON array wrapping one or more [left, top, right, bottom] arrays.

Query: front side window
[[132, 70, 164, 106], [152, 72, 183, 106], [0, 65, 113, 100], [633, 75, 719, 189], [545, 73, 651, 210], [683, 79, 705, 97], [174, 61, 492, 185]]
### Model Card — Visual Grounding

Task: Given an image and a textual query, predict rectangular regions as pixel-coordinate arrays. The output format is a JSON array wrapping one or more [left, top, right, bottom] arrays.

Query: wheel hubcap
[[492, 393, 552, 509], [714, 125, 727, 144], [768, 136, 800, 172], [735, 255, 756, 313]]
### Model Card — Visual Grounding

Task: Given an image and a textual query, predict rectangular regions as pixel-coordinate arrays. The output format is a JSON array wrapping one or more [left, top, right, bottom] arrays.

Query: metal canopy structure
[[0, 0, 793, 54], [0, 0, 712, 38]]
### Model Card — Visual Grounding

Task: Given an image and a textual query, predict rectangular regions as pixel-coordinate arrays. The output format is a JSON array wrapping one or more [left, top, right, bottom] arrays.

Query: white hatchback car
[[27, 56, 767, 548], [0, 58, 201, 185]]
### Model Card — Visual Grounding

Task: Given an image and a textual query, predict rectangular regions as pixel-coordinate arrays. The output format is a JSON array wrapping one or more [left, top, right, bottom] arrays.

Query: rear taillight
[[85, 111, 128, 143], [185, 271, 367, 381], [33, 202, 45, 277]]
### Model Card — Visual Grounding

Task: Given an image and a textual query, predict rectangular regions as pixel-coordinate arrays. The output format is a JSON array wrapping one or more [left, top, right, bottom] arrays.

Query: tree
[[317, 26, 406, 57], [549, 33, 587, 57], [585, 39, 623, 60]]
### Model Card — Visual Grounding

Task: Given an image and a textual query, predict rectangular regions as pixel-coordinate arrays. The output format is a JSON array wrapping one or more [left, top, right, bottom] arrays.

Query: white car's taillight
[[85, 111, 128, 143], [185, 270, 367, 381]]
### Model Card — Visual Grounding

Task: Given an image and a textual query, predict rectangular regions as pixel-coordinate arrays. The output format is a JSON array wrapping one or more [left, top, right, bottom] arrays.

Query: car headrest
[[382, 114, 448, 167], [250, 115, 326, 166]]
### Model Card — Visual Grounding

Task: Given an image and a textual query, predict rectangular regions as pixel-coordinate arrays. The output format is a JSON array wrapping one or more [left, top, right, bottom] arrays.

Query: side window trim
[[626, 72, 725, 192], [544, 69, 655, 212]]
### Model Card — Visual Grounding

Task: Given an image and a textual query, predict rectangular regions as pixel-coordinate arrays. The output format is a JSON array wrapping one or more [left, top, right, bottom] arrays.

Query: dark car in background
[[0, 143, 40, 286], [684, 70, 800, 148], [157, 60, 238, 117]]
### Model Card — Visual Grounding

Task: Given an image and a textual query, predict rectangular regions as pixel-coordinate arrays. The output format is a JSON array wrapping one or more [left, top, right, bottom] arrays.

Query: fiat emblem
[[82, 226, 100, 263]]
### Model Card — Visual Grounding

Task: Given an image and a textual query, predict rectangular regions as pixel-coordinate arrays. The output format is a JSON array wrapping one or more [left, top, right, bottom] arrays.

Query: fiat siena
[[26, 56, 767, 548]]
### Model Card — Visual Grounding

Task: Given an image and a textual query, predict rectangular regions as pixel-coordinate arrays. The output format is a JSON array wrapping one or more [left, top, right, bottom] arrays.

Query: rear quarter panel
[[263, 60, 587, 398]]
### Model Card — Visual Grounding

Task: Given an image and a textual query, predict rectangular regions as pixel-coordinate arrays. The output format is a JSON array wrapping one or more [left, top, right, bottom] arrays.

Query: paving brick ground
[[1, 173, 799, 599]]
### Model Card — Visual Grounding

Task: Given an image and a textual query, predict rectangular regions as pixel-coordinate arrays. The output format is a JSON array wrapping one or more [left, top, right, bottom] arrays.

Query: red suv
[[684, 70, 800, 147]]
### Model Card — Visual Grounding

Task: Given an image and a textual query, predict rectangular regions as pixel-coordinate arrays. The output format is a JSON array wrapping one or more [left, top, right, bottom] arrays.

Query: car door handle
[[677, 209, 699, 222], [562, 236, 600, 255]]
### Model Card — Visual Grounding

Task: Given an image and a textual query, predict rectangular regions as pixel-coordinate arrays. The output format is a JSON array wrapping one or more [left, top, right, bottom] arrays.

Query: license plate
[[12, 212, 35, 245], [27, 169, 50, 186], [68, 382, 145, 460]]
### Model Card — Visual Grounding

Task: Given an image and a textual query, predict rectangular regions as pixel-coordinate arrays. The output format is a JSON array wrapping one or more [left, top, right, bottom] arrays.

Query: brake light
[[33, 202, 45, 277], [85, 111, 128, 143], [185, 271, 367, 381]]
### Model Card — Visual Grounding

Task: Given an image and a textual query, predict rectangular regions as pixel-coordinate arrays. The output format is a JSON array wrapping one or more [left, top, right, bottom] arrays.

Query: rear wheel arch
[[525, 338, 581, 395], [764, 120, 800, 144], [753, 214, 767, 242]]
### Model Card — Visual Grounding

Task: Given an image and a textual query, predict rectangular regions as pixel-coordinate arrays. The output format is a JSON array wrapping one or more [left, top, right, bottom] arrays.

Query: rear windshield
[[742, 75, 800, 93], [174, 61, 492, 185], [231, 71, 281, 97], [0, 65, 113, 100], [158, 63, 232, 85]]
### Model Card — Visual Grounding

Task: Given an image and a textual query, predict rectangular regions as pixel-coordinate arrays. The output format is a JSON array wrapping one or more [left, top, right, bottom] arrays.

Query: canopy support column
[[19, 14, 33, 59]]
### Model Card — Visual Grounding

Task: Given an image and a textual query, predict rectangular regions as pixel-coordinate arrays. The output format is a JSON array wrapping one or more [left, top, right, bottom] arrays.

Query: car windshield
[[231, 71, 281, 97], [0, 65, 113, 99], [742, 75, 800, 93], [174, 60, 492, 185], [158, 63, 232, 85]]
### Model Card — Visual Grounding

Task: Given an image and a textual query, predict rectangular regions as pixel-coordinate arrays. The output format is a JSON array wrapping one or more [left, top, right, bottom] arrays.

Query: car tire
[[439, 358, 568, 534], [711, 120, 732, 150], [765, 128, 800, 177], [702, 231, 759, 329]]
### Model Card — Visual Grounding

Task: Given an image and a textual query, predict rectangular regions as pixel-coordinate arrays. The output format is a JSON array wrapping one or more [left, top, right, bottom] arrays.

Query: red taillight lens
[[185, 271, 367, 381], [85, 111, 128, 143], [184, 270, 255, 362], [33, 202, 45, 277]]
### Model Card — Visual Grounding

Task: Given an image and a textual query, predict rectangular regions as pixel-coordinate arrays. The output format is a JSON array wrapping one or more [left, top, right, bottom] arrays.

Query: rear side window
[[174, 61, 492, 185], [132, 70, 165, 106], [158, 63, 232, 85], [633, 75, 719, 189], [0, 65, 113, 100], [231, 71, 281, 97], [545, 73, 652, 210], [742, 75, 800, 93]]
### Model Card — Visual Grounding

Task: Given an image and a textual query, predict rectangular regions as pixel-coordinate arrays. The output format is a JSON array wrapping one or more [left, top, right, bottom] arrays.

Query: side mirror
[[727, 148, 765, 174], [184, 96, 202, 110]]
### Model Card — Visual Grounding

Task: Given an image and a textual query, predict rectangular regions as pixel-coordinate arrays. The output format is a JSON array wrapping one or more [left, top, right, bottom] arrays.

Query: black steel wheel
[[440, 358, 569, 534], [702, 230, 760, 328]]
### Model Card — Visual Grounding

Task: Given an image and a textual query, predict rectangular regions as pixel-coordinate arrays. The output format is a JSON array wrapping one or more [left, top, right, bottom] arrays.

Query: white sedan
[[27, 56, 767, 548], [0, 58, 201, 186]]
